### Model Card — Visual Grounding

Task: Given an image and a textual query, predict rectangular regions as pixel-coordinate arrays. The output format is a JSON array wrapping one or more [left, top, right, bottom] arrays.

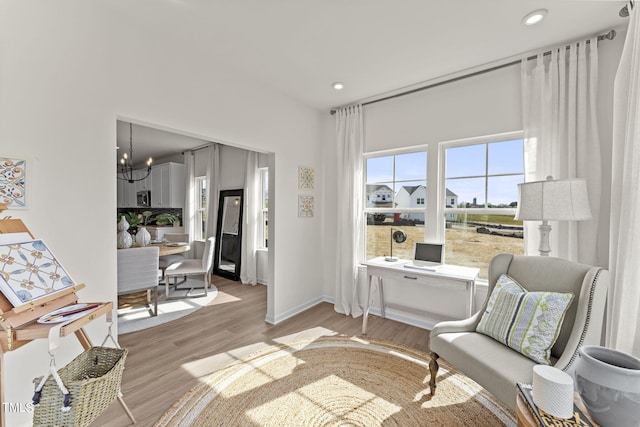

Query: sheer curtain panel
[[521, 39, 601, 264], [183, 151, 196, 243], [334, 105, 364, 317], [240, 151, 258, 285], [205, 144, 220, 240], [608, 2, 640, 357]]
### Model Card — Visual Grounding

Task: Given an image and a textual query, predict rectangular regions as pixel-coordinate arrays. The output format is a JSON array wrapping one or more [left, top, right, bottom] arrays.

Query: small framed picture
[[0, 157, 26, 208], [298, 195, 314, 218], [298, 166, 314, 190]]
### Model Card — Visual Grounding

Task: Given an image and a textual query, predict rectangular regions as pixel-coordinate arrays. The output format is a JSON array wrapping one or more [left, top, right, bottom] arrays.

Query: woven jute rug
[[155, 335, 516, 426]]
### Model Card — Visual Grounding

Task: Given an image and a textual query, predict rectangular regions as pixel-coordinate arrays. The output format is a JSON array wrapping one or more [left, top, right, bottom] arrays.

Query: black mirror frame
[[213, 189, 244, 281]]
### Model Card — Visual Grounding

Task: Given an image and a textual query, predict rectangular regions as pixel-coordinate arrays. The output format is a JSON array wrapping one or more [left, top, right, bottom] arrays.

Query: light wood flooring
[[97, 276, 431, 426]]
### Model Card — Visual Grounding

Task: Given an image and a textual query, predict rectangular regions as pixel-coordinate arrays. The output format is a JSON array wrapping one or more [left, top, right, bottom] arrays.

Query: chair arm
[[430, 310, 484, 337]]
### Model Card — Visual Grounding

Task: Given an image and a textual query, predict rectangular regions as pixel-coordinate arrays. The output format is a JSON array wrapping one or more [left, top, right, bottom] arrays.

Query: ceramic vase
[[574, 345, 640, 427], [117, 216, 133, 249], [135, 226, 151, 247]]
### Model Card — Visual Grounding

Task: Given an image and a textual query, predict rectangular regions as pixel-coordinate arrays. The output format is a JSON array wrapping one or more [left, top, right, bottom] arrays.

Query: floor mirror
[[214, 189, 243, 280]]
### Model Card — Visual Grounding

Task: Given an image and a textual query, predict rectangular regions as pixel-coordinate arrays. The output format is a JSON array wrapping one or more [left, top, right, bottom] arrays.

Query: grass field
[[366, 221, 524, 279]]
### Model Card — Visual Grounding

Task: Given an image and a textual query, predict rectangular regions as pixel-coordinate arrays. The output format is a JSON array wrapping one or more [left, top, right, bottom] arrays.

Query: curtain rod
[[329, 29, 617, 115], [181, 143, 214, 155]]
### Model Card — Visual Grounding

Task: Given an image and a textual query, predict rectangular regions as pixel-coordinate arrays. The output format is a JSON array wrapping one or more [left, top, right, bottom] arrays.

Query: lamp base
[[384, 256, 399, 262], [538, 221, 552, 256]]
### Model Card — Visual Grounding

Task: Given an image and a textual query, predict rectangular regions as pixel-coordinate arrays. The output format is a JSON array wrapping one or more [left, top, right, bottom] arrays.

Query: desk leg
[[378, 277, 385, 319], [362, 275, 373, 335], [466, 280, 475, 317]]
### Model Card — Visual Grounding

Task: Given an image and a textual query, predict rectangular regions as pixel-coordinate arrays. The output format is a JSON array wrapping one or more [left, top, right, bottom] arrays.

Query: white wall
[[0, 2, 324, 425]]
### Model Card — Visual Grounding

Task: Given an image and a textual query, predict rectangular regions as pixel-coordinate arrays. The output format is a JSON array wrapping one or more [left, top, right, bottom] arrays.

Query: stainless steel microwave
[[137, 190, 150, 207]]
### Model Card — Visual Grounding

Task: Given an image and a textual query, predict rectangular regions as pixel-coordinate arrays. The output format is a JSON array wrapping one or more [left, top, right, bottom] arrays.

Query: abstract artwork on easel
[[0, 157, 26, 208], [0, 239, 75, 307]]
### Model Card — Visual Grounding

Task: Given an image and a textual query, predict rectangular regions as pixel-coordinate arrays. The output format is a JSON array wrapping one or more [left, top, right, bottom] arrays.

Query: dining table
[[151, 242, 191, 257]]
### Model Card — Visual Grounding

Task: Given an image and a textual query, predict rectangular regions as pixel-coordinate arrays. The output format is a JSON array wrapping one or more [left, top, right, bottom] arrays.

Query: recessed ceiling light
[[332, 82, 345, 91], [522, 9, 547, 26]]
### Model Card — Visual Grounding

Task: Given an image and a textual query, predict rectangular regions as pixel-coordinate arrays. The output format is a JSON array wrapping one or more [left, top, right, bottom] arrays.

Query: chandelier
[[118, 123, 152, 183]]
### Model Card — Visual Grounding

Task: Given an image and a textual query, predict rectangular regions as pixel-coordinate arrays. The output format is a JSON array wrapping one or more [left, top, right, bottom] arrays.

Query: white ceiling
[[115, 0, 628, 162]]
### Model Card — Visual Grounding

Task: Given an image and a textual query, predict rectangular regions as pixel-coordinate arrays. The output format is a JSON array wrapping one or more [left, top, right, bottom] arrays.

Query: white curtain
[[521, 39, 601, 264], [183, 151, 196, 244], [334, 105, 364, 317], [205, 144, 220, 240], [607, 2, 640, 357], [240, 151, 259, 285]]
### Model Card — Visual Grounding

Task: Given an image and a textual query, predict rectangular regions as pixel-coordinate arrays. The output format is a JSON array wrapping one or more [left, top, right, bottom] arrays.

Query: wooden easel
[[0, 207, 135, 426]]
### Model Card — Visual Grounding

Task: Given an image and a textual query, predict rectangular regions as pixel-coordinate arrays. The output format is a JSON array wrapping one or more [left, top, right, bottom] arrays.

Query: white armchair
[[117, 246, 160, 316], [428, 254, 609, 411]]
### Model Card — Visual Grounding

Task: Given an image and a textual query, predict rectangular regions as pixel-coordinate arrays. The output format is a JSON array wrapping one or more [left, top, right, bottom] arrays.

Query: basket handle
[[32, 322, 73, 411]]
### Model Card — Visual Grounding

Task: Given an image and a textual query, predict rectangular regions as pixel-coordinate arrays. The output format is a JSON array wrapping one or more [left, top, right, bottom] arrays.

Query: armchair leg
[[429, 352, 439, 395]]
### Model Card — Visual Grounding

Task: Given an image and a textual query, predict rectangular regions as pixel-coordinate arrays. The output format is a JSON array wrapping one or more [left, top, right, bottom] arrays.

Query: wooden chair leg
[[429, 352, 439, 395]]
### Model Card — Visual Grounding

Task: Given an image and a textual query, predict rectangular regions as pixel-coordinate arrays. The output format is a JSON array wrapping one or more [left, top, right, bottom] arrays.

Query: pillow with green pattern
[[476, 274, 574, 364]]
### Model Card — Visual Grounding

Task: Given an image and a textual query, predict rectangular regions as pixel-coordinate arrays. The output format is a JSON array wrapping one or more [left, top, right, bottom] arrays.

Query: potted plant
[[154, 213, 180, 226]]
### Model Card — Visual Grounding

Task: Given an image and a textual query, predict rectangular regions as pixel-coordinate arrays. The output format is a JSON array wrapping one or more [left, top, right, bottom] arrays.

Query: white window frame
[[362, 131, 524, 264], [195, 176, 207, 241], [363, 145, 429, 220], [260, 167, 269, 249], [439, 131, 524, 222]]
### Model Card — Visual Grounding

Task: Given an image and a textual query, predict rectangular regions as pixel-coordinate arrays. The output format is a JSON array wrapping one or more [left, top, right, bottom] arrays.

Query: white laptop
[[405, 242, 444, 271]]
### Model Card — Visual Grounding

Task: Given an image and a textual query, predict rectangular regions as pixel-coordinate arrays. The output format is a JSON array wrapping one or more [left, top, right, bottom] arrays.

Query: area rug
[[155, 335, 516, 426], [118, 279, 218, 334]]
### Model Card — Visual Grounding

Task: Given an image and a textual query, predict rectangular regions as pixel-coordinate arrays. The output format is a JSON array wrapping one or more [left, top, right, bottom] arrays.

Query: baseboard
[[265, 294, 437, 330]]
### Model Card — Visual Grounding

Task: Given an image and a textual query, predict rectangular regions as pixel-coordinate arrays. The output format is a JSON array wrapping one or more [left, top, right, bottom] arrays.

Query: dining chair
[[164, 236, 215, 298], [117, 246, 160, 316], [158, 233, 190, 284]]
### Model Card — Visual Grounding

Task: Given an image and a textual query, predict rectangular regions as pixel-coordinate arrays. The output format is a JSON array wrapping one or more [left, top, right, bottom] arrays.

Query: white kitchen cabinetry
[[117, 178, 137, 208], [151, 162, 185, 208], [134, 169, 152, 193]]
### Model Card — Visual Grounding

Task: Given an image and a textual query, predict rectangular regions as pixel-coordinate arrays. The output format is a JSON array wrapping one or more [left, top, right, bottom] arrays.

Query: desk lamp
[[515, 176, 591, 256], [385, 227, 407, 262]]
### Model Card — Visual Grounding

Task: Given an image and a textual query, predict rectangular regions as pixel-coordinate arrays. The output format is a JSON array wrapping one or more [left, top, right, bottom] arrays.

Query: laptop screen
[[414, 242, 444, 264]]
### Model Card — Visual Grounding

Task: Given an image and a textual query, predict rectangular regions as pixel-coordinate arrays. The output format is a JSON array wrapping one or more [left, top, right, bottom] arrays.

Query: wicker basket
[[32, 346, 128, 427]]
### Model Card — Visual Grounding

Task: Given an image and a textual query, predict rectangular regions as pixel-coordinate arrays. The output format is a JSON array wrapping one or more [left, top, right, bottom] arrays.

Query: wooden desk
[[362, 257, 479, 334]]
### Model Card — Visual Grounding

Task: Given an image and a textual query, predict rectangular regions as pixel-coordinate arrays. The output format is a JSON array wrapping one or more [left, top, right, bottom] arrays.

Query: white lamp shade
[[515, 178, 592, 221]]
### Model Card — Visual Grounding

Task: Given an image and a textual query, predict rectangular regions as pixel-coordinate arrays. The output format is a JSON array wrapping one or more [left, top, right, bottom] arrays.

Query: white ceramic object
[[117, 216, 133, 249], [575, 345, 640, 427], [532, 365, 574, 419], [135, 226, 151, 247]]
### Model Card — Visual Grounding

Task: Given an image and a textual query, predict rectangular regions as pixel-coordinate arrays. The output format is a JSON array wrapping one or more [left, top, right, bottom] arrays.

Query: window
[[195, 176, 207, 241], [365, 150, 427, 261], [260, 168, 269, 248], [442, 137, 525, 278], [362, 133, 525, 280]]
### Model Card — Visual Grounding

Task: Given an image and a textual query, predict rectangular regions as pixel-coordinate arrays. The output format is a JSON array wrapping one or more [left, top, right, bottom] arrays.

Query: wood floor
[[96, 276, 431, 426]]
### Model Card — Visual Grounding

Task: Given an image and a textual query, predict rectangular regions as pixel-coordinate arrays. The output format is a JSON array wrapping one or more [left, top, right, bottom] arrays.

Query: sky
[[366, 139, 524, 206]]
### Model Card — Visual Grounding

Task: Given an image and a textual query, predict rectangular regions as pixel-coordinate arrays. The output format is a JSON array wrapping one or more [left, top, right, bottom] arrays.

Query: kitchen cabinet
[[117, 178, 137, 208], [134, 169, 152, 193], [151, 162, 185, 208]]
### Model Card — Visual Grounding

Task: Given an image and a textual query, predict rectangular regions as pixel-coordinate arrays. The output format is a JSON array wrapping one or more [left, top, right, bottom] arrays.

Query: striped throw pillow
[[476, 274, 574, 364]]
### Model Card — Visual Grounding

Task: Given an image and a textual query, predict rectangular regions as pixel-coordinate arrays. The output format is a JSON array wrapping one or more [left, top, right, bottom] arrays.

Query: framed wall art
[[0, 157, 26, 208], [298, 195, 314, 218], [298, 166, 314, 190]]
